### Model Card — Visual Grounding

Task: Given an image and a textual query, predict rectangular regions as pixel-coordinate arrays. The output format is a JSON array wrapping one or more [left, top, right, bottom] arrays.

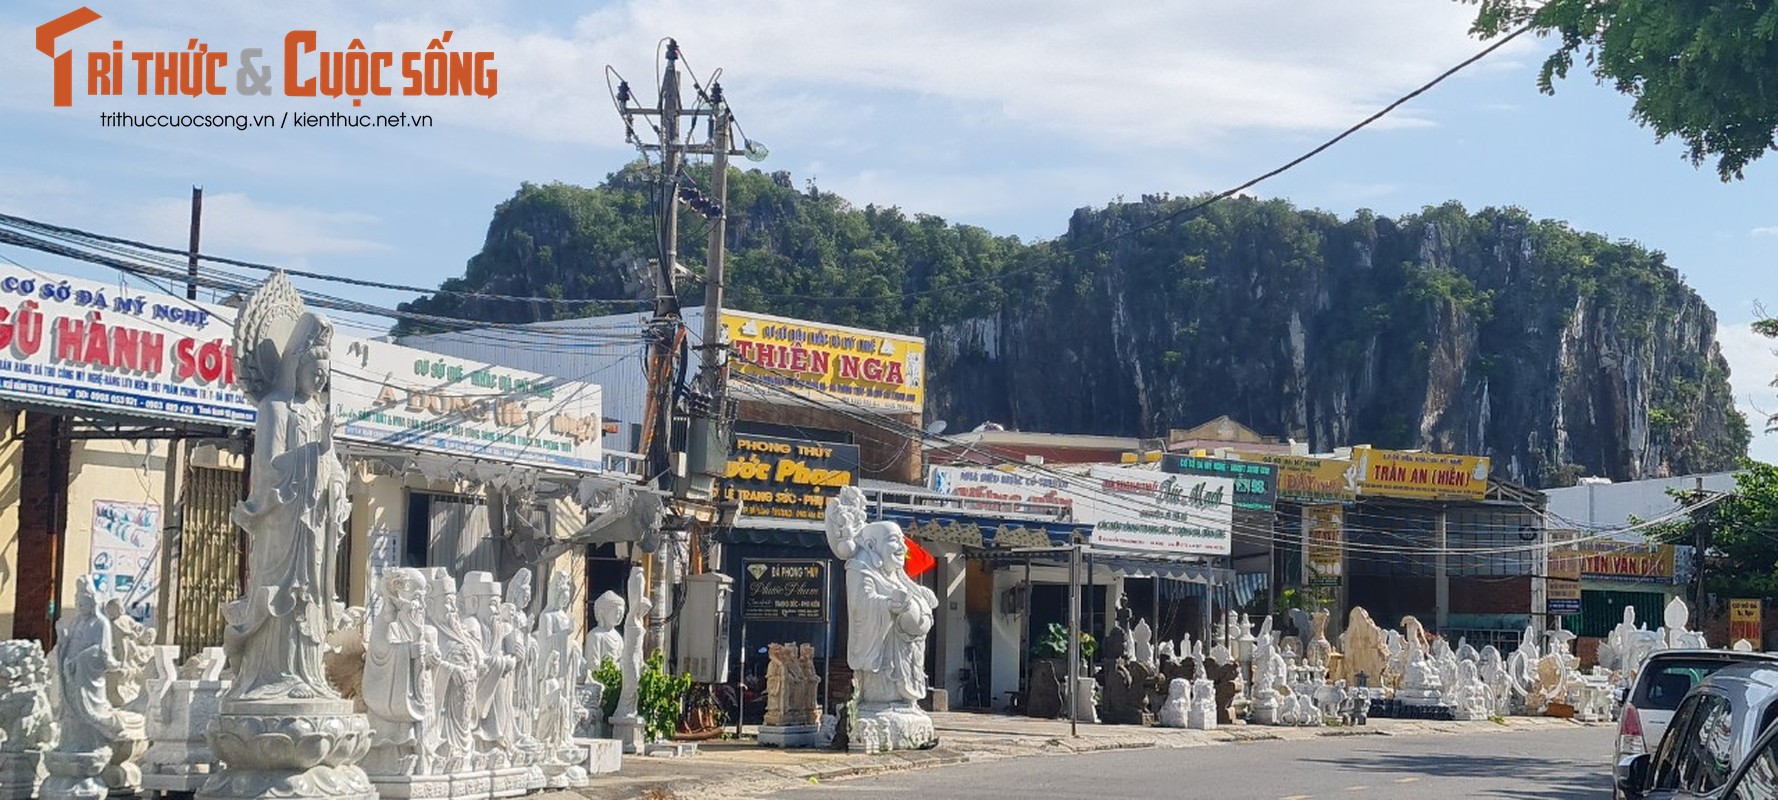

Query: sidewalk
[[555, 711, 1605, 799]]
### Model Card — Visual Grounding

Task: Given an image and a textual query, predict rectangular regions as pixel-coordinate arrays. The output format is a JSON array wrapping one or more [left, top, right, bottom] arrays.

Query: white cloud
[[129, 192, 388, 260], [2, 1, 1527, 150], [1753, 226, 1778, 238], [1718, 321, 1778, 463]]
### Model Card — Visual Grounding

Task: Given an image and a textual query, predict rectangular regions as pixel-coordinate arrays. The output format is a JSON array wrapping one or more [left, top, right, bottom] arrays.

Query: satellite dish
[[925, 420, 948, 436], [743, 139, 770, 163]]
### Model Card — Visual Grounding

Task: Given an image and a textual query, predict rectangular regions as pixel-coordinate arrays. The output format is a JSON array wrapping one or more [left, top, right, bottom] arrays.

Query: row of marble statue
[[0, 565, 649, 800], [1050, 599, 1716, 731]]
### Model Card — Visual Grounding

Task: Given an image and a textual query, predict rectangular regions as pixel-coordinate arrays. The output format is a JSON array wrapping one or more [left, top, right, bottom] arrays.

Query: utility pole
[[157, 187, 200, 645], [613, 40, 761, 656]]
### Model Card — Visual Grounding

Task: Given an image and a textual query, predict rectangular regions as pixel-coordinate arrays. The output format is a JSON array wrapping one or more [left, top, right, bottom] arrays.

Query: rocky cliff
[[926, 198, 1748, 486], [407, 173, 1750, 488]]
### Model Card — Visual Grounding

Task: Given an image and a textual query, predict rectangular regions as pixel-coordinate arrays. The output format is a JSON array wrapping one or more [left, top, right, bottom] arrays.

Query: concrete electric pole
[[612, 39, 763, 656]]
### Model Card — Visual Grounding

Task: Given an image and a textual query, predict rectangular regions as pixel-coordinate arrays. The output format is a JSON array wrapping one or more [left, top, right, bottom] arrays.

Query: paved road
[[764, 724, 1615, 800]]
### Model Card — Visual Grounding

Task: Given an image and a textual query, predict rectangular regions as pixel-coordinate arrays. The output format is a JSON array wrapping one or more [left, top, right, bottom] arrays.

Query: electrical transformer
[[674, 571, 734, 684]]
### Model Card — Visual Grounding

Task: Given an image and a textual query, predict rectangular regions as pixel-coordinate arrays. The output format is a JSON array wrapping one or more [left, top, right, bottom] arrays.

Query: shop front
[[0, 265, 610, 654]]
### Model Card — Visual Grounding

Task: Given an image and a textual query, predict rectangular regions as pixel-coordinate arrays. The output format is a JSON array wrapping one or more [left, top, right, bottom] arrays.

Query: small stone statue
[[103, 599, 156, 713], [360, 568, 444, 796], [1187, 676, 1216, 730], [1132, 619, 1155, 667], [824, 486, 939, 752], [0, 639, 56, 799], [462, 571, 518, 769], [1157, 678, 1189, 728], [502, 569, 547, 782], [535, 570, 589, 785], [45, 579, 145, 800], [1336, 680, 1356, 725], [422, 568, 482, 774], [583, 590, 625, 673], [610, 567, 651, 753]]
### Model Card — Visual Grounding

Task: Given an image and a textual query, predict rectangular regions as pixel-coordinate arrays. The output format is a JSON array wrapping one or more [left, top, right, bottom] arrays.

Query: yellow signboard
[[1304, 505, 1343, 588], [1547, 545, 1582, 614], [1351, 446, 1489, 501], [1233, 452, 1356, 503], [721, 310, 926, 413], [1730, 599, 1762, 650], [1577, 542, 1675, 583]]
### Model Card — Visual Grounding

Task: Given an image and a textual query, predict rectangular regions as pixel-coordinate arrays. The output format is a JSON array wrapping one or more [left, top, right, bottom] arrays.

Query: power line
[[0, 212, 654, 310], [754, 23, 1538, 304]]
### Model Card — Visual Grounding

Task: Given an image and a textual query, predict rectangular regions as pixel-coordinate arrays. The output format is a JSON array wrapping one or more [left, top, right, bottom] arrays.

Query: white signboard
[[332, 339, 603, 473], [0, 267, 604, 473], [927, 465, 1075, 515], [0, 267, 252, 425], [1078, 466, 1233, 556], [926, 463, 1233, 556]]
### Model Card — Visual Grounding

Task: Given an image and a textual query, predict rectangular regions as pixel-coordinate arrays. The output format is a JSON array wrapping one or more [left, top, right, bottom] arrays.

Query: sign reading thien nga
[[721, 309, 925, 413]]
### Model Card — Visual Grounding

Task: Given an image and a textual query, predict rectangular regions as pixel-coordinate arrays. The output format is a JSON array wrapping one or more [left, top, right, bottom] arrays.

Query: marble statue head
[[505, 567, 533, 610], [548, 570, 573, 612], [856, 520, 908, 570], [380, 567, 427, 612], [461, 571, 500, 615], [592, 590, 625, 631], [75, 576, 99, 614]]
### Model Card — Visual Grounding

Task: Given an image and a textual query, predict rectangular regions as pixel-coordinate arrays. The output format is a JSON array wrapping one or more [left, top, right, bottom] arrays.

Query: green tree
[[1468, 0, 1778, 180], [1655, 461, 1778, 599]]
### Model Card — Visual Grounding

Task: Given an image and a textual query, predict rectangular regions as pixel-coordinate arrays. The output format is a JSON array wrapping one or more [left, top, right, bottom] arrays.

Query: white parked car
[[1615, 650, 1778, 798]]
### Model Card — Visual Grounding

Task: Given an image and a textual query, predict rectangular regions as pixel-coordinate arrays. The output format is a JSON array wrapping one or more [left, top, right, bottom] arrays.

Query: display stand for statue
[[759, 643, 824, 747], [197, 275, 372, 800], [44, 580, 147, 800], [0, 639, 56, 800], [142, 646, 231, 796], [609, 567, 651, 755], [824, 486, 940, 753]]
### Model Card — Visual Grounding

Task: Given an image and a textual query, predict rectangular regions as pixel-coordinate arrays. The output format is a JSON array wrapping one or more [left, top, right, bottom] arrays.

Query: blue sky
[[3, 1, 1775, 463]]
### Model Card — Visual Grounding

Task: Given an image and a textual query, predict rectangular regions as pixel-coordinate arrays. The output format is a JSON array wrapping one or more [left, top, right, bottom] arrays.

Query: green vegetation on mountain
[[400, 165, 1751, 487]]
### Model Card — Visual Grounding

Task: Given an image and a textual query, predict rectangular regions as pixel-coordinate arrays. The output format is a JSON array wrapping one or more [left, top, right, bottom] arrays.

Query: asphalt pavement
[[762, 723, 1616, 800]]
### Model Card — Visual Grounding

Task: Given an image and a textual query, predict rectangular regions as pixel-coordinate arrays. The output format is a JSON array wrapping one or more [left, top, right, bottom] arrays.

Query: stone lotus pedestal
[[42, 747, 111, 800], [849, 704, 936, 754], [196, 699, 374, 800], [141, 675, 230, 795], [0, 751, 45, 800]]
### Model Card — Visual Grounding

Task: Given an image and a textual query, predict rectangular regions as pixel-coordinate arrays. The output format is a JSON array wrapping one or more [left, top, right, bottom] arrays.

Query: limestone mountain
[[400, 165, 1750, 487]]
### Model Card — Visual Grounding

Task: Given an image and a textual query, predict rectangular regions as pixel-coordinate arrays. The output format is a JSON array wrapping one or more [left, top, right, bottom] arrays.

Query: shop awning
[[964, 545, 1233, 586]]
